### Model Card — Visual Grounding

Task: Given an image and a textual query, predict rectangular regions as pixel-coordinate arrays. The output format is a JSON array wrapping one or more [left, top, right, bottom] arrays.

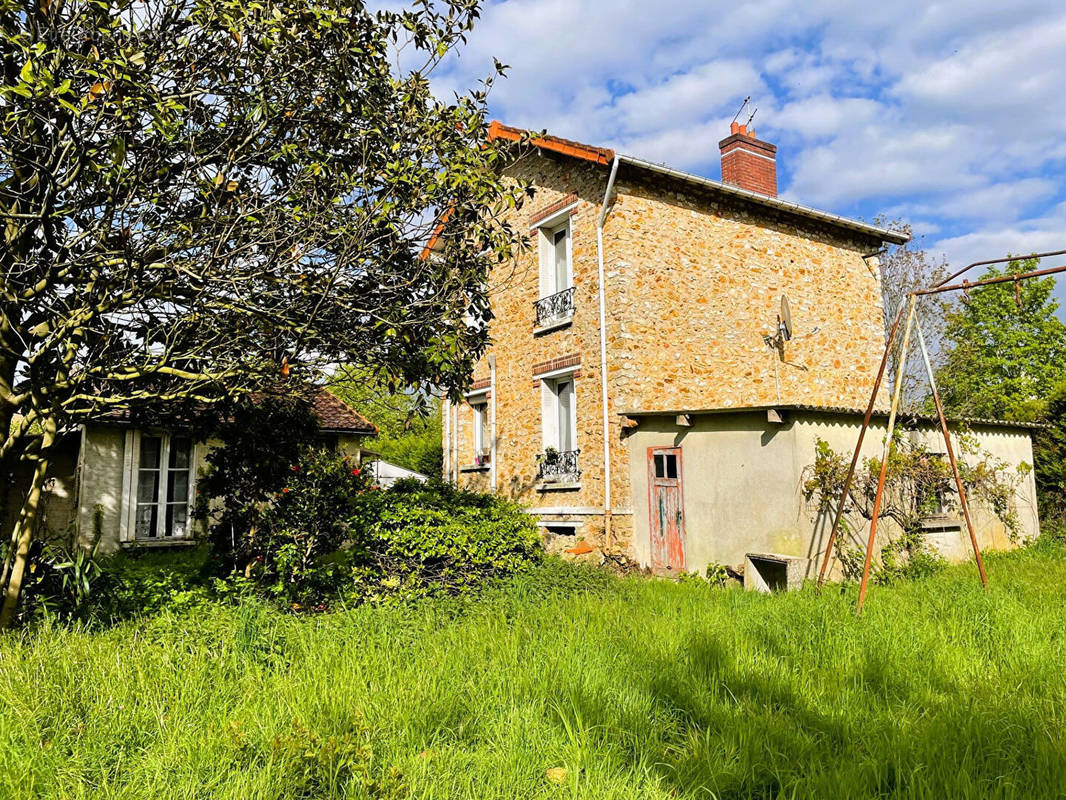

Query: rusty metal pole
[[914, 316, 989, 590], [929, 248, 1066, 290], [816, 304, 906, 589], [857, 295, 916, 616]]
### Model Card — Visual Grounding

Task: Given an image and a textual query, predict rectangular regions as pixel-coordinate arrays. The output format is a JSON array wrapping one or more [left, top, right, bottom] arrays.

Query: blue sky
[[431, 0, 1066, 302]]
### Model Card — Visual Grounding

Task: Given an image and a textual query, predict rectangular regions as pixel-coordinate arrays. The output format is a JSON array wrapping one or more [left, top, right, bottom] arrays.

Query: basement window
[[545, 525, 576, 537]]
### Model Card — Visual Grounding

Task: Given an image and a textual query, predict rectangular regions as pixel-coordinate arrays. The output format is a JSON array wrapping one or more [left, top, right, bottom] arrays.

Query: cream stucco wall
[[75, 425, 215, 554], [73, 426, 366, 553], [626, 409, 1039, 579]]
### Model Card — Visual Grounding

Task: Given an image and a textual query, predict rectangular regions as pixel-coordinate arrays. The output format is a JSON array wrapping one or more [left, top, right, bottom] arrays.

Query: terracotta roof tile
[[313, 390, 377, 434], [91, 387, 377, 435], [488, 121, 615, 166]]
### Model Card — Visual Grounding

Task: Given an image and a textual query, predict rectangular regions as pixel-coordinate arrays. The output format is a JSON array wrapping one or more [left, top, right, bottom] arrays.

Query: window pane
[[665, 454, 678, 480], [139, 436, 162, 469], [137, 470, 159, 503], [654, 454, 665, 478], [479, 405, 490, 449], [167, 471, 189, 503], [168, 437, 191, 469], [135, 504, 157, 538], [557, 381, 572, 451], [166, 504, 188, 538], [553, 227, 568, 291]]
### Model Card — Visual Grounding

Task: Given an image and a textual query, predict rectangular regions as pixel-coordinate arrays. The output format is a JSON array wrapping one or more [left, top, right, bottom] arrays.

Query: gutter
[[596, 156, 620, 545], [618, 155, 909, 246], [617, 404, 1045, 430]]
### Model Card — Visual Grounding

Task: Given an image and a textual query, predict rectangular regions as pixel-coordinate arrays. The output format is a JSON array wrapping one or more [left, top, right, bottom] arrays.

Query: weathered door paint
[[648, 446, 685, 571]]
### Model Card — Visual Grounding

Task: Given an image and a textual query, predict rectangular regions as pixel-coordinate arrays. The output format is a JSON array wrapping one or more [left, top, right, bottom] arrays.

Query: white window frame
[[119, 430, 198, 542], [538, 214, 572, 300], [540, 371, 578, 453], [471, 397, 489, 456]]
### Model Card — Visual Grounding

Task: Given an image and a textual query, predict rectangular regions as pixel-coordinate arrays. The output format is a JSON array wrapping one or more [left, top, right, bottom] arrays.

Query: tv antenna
[[731, 96, 758, 128]]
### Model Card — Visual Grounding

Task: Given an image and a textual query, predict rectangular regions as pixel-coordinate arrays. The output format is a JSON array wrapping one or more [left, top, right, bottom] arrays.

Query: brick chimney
[[718, 122, 777, 197]]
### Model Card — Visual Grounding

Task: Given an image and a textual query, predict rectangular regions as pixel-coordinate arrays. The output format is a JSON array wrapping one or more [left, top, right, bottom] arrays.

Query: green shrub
[[27, 545, 219, 625], [203, 442, 541, 609], [241, 448, 378, 607], [878, 532, 948, 584], [361, 480, 542, 601]]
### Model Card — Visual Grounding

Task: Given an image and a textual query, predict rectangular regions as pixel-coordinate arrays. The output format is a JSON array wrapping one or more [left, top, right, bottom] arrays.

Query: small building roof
[[488, 121, 909, 246], [311, 390, 377, 435], [92, 387, 377, 436], [619, 403, 1043, 431]]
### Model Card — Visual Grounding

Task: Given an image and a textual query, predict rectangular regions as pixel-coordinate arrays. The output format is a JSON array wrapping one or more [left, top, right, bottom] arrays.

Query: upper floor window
[[539, 219, 572, 298]]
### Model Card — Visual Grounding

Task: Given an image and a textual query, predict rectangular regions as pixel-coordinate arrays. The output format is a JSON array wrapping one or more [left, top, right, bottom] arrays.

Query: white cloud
[[933, 202, 1066, 270], [429, 0, 1066, 283]]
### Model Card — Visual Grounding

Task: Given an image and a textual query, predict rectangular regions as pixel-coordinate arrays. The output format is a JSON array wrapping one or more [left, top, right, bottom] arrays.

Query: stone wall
[[450, 149, 893, 560], [450, 152, 615, 544]]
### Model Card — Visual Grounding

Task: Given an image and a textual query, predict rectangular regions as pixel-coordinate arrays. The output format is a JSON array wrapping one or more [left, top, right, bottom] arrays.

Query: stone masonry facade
[[446, 136, 896, 559]]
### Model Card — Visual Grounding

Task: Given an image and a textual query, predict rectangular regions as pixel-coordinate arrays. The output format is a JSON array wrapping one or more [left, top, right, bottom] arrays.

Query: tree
[[873, 218, 952, 410], [329, 366, 443, 476], [1033, 380, 1066, 527], [0, 0, 526, 625], [936, 261, 1066, 422], [195, 394, 320, 576]]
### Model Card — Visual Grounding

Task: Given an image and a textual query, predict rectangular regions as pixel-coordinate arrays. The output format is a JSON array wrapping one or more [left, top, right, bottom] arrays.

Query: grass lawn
[[1, 545, 1064, 799]]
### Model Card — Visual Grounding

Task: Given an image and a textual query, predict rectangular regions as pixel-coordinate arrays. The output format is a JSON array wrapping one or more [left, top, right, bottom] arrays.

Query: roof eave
[[618, 405, 1042, 430], [488, 121, 615, 166], [618, 155, 910, 246]]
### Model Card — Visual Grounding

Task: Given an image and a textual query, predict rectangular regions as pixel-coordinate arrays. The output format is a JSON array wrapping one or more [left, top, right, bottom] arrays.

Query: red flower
[[291, 465, 300, 473], [351, 468, 361, 476], [282, 487, 291, 494]]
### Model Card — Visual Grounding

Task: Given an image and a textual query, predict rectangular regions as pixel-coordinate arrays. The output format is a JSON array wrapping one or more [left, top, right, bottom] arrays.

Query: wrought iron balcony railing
[[537, 449, 580, 482], [533, 286, 575, 328]]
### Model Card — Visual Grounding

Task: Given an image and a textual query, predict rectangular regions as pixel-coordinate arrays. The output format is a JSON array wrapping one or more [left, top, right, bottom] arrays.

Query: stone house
[[443, 120, 1040, 579], [5, 389, 376, 555]]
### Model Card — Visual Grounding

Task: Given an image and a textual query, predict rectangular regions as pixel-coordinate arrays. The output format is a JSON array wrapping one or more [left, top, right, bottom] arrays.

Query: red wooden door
[[648, 447, 685, 572]]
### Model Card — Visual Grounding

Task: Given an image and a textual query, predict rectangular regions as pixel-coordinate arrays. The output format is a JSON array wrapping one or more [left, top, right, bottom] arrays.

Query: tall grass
[[1, 546, 1064, 798]]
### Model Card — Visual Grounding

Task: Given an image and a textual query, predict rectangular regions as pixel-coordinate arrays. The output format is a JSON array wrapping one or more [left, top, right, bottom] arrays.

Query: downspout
[[488, 354, 497, 491], [452, 403, 459, 482], [442, 398, 451, 482], [597, 156, 620, 548]]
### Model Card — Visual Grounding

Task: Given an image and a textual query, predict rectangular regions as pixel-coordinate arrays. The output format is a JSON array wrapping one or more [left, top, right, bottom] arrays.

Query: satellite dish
[[779, 295, 793, 342]]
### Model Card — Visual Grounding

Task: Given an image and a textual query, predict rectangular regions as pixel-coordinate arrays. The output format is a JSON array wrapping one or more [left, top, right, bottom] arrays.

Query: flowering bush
[[248, 447, 379, 605]]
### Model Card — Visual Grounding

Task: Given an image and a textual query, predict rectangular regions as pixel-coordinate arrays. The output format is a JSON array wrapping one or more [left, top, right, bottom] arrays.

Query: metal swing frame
[[814, 248, 1066, 614]]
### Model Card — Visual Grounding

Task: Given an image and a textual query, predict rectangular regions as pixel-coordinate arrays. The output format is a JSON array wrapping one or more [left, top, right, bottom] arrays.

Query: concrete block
[[744, 552, 808, 592]]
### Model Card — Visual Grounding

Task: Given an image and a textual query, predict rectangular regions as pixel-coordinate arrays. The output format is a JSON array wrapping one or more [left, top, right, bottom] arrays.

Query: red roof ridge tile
[[488, 121, 615, 166]]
